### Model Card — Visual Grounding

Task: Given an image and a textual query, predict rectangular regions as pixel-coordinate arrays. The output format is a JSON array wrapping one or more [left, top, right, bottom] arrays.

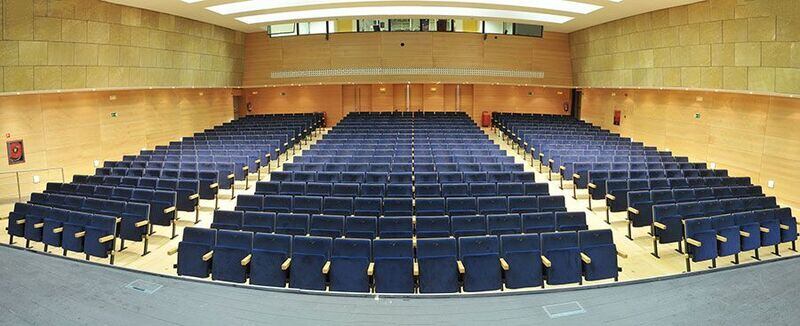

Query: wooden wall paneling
[[245, 85, 344, 124], [380, 33, 433, 68], [431, 33, 483, 68], [482, 35, 533, 70], [409, 84, 424, 109], [243, 33, 282, 86], [393, 84, 408, 110], [531, 32, 573, 86], [281, 35, 332, 70], [370, 84, 394, 111], [330, 33, 382, 68], [422, 83, 445, 111]]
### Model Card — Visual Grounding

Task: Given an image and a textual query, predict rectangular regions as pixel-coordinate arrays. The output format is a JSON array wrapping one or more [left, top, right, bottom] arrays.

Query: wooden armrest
[[559, 166, 566, 171], [580, 252, 592, 264], [539, 153, 544, 157], [322, 261, 330, 274], [617, 250, 628, 258], [209, 183, 219, 189], [116, 217, 122, 224], [780, 224, 790, 230], [283, 142, 288, 147], [686, 238, 702, 247], [627, 207, 640, 215], [413, 261, 419, 276], [202, 250, 214, 262], [281, 257, 291, 270], [53, 227, 63, 234], [255, 159, 261, 164], [760, 227, 770, 233], [166, 247, 178, 255], [740, 230, 750, 237], [189, 194, 199, 200], [548, 159, 554, 164], [499, 258, 509, 271], [135, 220, 149, 227], [572, 174, 580, 179], [523, 142, 528, 147], [587, 183, 597, 189], [457, 260, 465, 274], [541, 255, 551, 268], [653, 221, 667, 230], [163, 206, 176, 214], [367, 262, 374, 276], [74, 231, 86, 238], [227, 173, 235, 179], [242, 166, 249, 171], [605, 194, 616, 201], [34, 223, 44, 229], [99, 235, 115, 243], [15, 219, 25, 225], [716, 235, 728, 242], [240, 254, 252, 266]]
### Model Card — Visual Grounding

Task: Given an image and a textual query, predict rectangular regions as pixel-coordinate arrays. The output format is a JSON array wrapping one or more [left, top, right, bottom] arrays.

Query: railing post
[[16, 172, 22, 202]]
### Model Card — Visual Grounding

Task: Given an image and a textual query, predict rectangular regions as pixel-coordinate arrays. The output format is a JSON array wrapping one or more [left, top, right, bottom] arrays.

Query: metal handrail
[[0, 167, 65, 202]]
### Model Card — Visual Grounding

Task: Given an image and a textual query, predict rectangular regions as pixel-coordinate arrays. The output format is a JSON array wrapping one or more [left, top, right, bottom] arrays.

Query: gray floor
[[0, 244, 796, 326]]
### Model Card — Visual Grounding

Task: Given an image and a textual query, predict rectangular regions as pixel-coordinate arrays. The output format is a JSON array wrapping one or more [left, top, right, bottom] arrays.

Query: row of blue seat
[[271, 170, 535, 184], [176, 228, 620, 292], [210, 210, 588, 239], [234, 194, 567, 217], [255, 181, 550, 198], [70, 175, 199, 212]]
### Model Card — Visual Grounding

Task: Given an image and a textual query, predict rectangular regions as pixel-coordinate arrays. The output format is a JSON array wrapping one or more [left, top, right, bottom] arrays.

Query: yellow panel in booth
[[462, 20, 480, 33]]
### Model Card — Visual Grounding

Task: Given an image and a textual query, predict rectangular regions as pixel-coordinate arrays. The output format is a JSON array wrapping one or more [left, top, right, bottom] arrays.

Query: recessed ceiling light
[[237, 6, 574, 25], [209, 0, 600, 15], [181, 0, 205, 3]]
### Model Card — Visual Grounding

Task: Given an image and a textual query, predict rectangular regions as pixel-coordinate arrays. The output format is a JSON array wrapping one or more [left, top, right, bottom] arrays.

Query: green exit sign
[[694, 113, 701, 119], [111, 112, 118, 118]]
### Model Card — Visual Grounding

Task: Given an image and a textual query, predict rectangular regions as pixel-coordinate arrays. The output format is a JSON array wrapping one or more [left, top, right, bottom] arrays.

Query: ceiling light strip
[[271, 67, 545, 79], [208, 0, 601, 15], [238, 6, 573, 24]]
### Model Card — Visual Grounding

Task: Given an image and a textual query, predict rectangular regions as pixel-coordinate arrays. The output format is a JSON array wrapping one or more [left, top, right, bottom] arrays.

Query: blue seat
[[451, 215, 487, 237], [447, 197, 478, 216], [242, 212, 276, 234], [389, 172, 413, 184], [497, 183, 525, 196], [306, 182, 332, 196], [365, 172, 389, 184], [383, 198, 412, 216], [522, 212, 555, 234], [710, 214, 741, 258], [525, 183, 550, 196], [442, 183, 469, 197], [211, 230, 253, 283], [316, 172, 341, 183], [627, 191, 653, 228], [464, 172, 487, 183], [538, 196, 566, 212], [378, 215, 414, 238], [487, 172, 511, 183], [329, 238, 372, 292], [512, 172, 535, 183], [249, 233, 292, 287], [360, 184, 385, 197], [279, 182, 306, 196], [541, 232, 581, 285], [439, 172, 463, 184], [415, 198, 446, 216], [177, 227, 216, 278], [754, 209, 781, 248], [386, 184, 413, 197], [373, 239, 414, 293], [84, 214, 118, 260], [275, 213, 310, 236], [293, 196, 323, 215], [652, 204, 682, 248], [263, 195, 292, 213], [684, 218, 718, 269], [353, 197, 382, 216], [500, 234, 543, 288], [478, 197, 508, 215], [341, 172, 366, 183], [61, 211, 91, 254], [555, 212, 588, 232], [417, 238, 459, 293], [345, 216, 377, 239], [289, 236, 333, 290], [332, 183, 359, 197], [470, 183, 497, 197], [293, 172, 316, 182], [777, 208, 798, 247], [211, 210, 243, 230], [487, 214, 522, 235], [415, 172, 438, 184], [508, 196, 538, 214], [41, 207, 70, 249], [416, 216, 451, 238], [458, 236, 501, 292], [415, 184, 441, 197], [322, 197, 353, 216], [733, 212, 761, 254], [579, 229, 619, 281], [310, 214, 345, 238]]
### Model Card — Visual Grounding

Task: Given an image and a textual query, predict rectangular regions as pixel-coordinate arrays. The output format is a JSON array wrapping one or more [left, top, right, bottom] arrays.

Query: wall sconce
[[379, 87, 387, 93], [430, 87, 438, 92]]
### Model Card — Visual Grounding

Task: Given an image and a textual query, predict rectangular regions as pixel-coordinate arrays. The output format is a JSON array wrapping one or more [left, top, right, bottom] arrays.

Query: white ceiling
[[104, 0, 702, 33]]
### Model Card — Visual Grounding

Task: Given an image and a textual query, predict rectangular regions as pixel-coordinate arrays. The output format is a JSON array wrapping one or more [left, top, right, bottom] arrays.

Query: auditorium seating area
[[168, 112, 625, 293], [5, 114, 323, 264], [494, 112, 798, 272]]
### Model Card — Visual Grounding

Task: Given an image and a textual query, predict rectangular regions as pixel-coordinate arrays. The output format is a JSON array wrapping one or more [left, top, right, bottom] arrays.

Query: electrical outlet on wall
[[93, 160, 101, 167], [709, 162, 717, 169], [32, 175, 40, 184], [768, 180, 775, 189]]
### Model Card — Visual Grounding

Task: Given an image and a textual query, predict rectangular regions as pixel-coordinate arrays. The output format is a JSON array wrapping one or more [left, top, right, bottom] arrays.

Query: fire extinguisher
[[563, 102, 570, 113]]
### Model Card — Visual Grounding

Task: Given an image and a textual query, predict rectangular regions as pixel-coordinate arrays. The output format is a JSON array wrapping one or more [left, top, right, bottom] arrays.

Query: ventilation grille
[[271, 68, 545, 79]]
